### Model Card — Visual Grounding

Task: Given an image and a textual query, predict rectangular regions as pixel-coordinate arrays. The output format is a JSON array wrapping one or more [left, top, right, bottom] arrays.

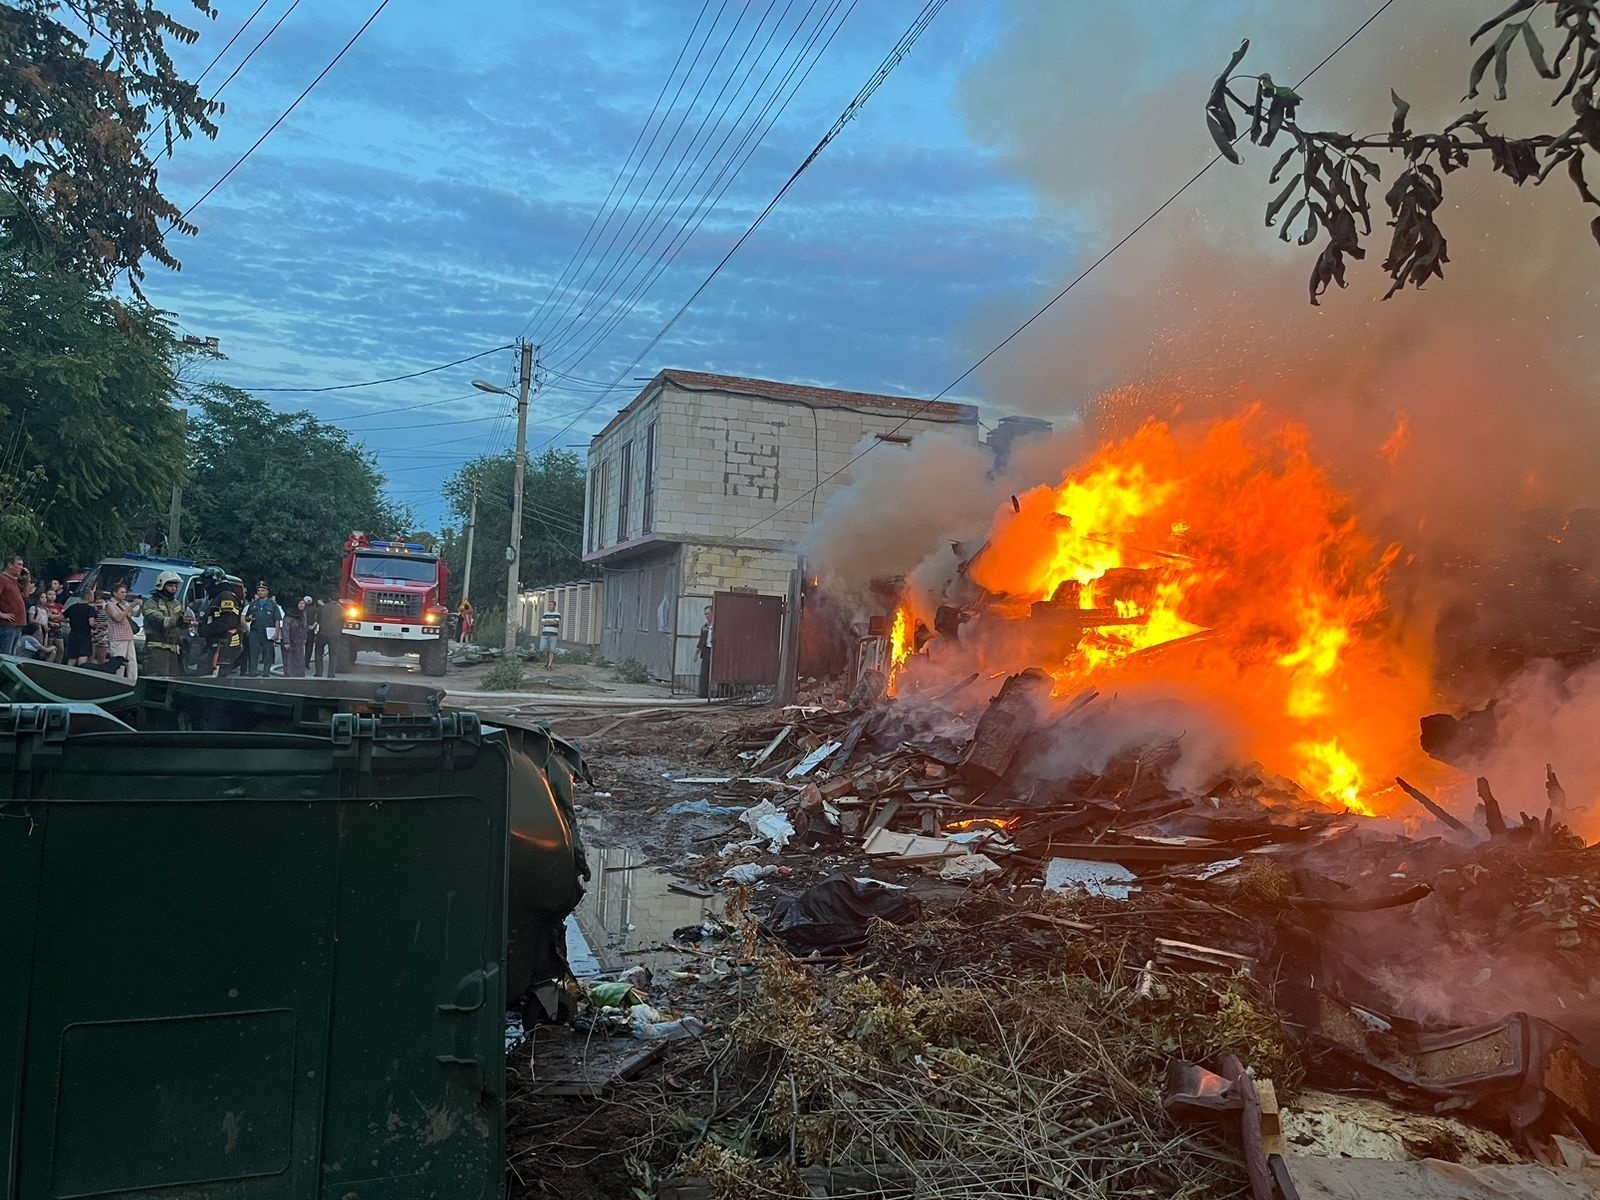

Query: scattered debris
[[1044, 856, 1138, 899], [739, 798, 795, 851], [766, 874, 921, 953], [938, 852, 1002, 883]]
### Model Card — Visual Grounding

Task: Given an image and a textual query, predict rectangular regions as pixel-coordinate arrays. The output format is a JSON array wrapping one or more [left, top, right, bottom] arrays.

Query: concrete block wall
[[650, 383, 977, 545], [679, 542, 797, 598], [584, 392, 662, 555]]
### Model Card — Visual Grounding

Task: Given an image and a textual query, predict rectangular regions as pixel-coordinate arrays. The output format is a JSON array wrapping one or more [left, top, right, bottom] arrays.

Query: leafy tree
[[1209, 0, 1600, 303], [0, 232, 187, 566], [183, 385, 414, 598], [0, 0, 220, 286], [439, 448, 588, 610]]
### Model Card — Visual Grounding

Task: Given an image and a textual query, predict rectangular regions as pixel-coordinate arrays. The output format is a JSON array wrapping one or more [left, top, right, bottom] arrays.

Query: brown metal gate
[[711, 591, 783, 693]]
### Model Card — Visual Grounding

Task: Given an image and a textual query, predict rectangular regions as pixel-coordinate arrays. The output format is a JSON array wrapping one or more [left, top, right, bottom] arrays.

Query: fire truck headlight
[[344, 604, 359, 620], [424, 611, 438, 625]]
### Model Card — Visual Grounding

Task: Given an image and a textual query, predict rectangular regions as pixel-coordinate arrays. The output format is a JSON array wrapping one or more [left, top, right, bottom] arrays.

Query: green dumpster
[[0, 696, 511, 1199], [0, 657, 136, 710]]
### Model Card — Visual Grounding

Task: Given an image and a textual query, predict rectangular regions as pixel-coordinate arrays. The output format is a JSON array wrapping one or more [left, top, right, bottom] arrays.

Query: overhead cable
[[729, 0, 1400, 540]]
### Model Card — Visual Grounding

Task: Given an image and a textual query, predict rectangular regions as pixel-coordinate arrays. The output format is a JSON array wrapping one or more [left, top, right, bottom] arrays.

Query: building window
[[641, 421, 657, 534], [587, 466, 601, 552], [617, 440, 633, 542], [595, 461, 611, 549]]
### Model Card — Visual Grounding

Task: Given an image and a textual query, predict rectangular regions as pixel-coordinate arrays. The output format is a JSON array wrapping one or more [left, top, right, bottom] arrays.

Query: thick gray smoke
[[801, 1, 1600, 827], [954, 0, 1600, 564], [800, 429, 999, 605]]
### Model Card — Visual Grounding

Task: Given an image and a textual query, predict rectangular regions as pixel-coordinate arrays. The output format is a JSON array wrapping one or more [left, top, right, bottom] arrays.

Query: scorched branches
[[1208, 0, 1600, 304]]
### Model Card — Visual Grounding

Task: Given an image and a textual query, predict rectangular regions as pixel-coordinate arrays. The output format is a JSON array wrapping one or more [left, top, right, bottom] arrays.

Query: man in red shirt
[[0, 554, 26, 657]]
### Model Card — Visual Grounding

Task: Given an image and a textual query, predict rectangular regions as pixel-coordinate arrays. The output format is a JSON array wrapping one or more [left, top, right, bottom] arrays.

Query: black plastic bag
[[766, 874, 921, 954]]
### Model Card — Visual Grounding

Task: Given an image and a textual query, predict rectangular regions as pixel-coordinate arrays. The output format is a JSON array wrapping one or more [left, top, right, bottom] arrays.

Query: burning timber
[[581, 681, 1600, 1200]]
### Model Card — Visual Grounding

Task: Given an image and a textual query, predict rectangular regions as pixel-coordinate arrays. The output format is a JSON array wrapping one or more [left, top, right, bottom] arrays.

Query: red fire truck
[[335, 532, 451, 676]]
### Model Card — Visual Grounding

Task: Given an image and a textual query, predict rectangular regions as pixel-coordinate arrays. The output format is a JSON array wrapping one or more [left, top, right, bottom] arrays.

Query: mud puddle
[[566, 829, 723, 977]]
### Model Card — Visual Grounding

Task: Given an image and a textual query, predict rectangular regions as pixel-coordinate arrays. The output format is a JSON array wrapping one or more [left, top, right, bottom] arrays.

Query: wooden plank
[[960, 668, 1053, 785], [832, 712, 873, 769], [1477, 776, 1508, 837], [748, 725, 793, 771], [530, 1029, 665, 1098], [1395, 776, 1474, 836]]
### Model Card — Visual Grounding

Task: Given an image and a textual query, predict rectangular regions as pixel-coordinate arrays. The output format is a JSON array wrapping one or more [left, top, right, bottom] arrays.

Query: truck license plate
[[377, 626, 406, 639]]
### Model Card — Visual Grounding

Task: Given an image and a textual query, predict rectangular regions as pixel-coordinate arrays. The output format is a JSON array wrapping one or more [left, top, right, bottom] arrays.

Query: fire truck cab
[[335, 532, 450, 677]]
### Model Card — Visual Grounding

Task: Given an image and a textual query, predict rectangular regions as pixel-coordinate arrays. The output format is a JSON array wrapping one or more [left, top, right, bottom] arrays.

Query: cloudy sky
[[146, 0, 1572, 535], [146, 0, 1070, 527]]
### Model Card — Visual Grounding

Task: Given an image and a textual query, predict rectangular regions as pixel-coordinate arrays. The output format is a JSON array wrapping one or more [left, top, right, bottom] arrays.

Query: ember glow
[[954, 410, 1434, 813]]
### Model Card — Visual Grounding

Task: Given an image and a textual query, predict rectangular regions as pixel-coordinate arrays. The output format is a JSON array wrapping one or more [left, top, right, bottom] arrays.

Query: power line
[[186, 0, 305, 112], [250, 344, 511, 393], [543, 0, 848, 363], [538, 0, 816, 356], [516, 0, 718, 341], [140, 0, 272, 154], [528, 0, 943, 454], [731, 0, 1399, 540], [530, 0, 755, 349], [322, 391, 482, 424], [176, 0, 392, 224], [549, 0, 854, 372], [352, 412, 506, 434]]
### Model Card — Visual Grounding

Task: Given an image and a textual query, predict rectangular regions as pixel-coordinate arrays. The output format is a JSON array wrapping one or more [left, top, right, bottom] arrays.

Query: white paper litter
[[739, 798, 794, 851], [940, 853, 1002, 883], [721, 863, 779, 884], [1043, 857, 1137, 900]]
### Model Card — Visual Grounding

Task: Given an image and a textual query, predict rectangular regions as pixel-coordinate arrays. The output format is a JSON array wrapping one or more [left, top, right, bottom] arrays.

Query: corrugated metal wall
[[597, 547, 679, 678]]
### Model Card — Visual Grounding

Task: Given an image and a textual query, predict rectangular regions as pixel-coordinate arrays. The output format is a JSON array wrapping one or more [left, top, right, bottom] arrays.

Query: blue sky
[[145, 0, 1069, 527]]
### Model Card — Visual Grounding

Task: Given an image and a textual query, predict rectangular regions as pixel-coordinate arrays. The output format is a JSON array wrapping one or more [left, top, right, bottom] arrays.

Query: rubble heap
[[642, 674, 1600, 1198]]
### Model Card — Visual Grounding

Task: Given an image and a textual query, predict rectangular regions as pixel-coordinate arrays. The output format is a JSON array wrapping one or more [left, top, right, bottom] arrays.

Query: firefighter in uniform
[[206, 595, 246, 677], [142, 570, 187, 677]]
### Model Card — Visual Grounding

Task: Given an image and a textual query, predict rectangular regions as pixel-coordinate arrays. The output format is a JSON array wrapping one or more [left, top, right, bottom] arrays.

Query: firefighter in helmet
[[206, 594, 246, 677], [142, 570, 187, 677]]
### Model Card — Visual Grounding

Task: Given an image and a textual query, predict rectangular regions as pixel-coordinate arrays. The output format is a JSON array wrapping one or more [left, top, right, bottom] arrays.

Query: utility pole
[[167, 483, 182, 551], [504, 341, 535, 659], [460, 479, 478, 605], [167, 410, 186, 552]]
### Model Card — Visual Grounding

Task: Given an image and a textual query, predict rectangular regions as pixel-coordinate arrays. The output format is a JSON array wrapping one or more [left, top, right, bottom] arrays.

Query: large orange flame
[[963, 410, 1433, 813], [886, 604, 911, 696]]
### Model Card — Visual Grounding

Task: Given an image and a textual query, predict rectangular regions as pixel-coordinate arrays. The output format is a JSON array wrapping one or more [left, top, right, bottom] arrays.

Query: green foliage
[[439, 448, 588, 608], [0, 235, 187, 565], [481, 659, 526, 691], [1211, 1, 1600, 303], [558, 646, 595, 665], [0, 2, 221, 285], [614, 656, 653, 684], [182, 384, 414, 597]]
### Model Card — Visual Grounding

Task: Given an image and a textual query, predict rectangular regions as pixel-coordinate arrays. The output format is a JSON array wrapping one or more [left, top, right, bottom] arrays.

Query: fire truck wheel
[[334, 635, 357, 675], [421, 637, 447, 677]]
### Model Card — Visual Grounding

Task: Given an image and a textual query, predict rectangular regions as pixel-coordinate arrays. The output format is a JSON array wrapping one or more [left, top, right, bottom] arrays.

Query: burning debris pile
[[869, 409, 1440, 817], [635, 675, 1600, 1198]]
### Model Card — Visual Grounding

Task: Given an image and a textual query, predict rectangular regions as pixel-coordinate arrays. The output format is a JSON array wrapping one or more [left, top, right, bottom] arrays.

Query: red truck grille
[[365, 591, 422, 619]]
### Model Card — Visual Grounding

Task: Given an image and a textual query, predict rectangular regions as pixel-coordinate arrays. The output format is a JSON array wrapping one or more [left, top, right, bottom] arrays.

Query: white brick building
[[583, 369, 979, 687]]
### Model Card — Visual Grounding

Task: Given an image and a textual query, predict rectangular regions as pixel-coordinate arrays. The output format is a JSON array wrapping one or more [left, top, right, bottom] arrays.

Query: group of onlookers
[[0, 554, 135, 672], [1, 554, 341, 681]]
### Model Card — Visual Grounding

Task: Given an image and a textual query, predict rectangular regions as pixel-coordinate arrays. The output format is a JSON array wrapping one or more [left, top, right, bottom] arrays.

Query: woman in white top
[[102, 583, 143, 681]]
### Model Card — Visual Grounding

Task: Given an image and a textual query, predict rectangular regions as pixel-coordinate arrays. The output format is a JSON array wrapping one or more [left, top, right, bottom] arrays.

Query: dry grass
[[641, 905, 1294, 1199], [506, 889, 1294, 1199]]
